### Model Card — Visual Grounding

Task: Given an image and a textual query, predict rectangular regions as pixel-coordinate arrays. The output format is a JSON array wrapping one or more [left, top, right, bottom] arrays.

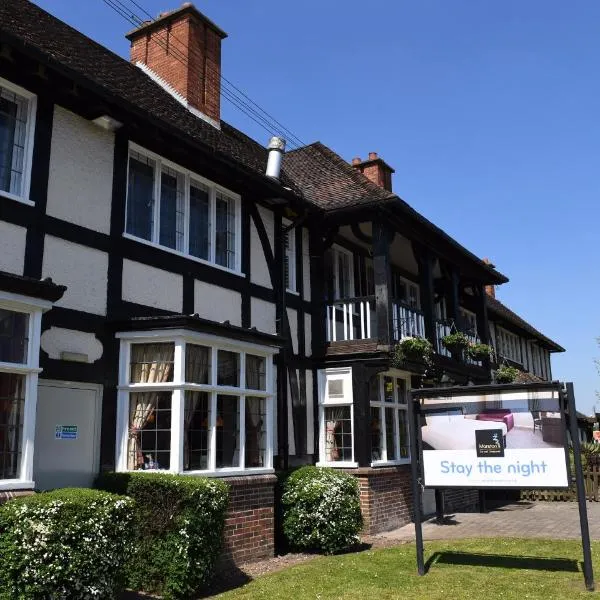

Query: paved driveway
[[372, 501, 600, 542]]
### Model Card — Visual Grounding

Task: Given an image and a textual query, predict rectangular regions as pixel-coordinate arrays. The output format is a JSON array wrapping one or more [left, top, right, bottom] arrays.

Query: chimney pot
[[351, 151, 394, 192], [368, 152, 378, 160], [351, 157, 361, 165], [266, 136, 286, 179]]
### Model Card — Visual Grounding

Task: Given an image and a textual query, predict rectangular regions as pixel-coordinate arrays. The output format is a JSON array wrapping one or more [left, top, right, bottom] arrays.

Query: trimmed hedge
[[95, 472, 229, 599], [281, 466, 363, 554], [0, 488, 134, 599]]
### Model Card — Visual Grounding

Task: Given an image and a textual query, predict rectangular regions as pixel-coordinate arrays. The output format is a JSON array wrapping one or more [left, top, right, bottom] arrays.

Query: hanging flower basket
[[441, 332, 470, 357], [467, 343, 493, 361], [391, 337, 434, 368], [495, 364, 519, 384]]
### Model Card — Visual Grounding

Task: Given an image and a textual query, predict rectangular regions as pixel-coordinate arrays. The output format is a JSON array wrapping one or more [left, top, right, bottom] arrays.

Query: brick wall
[[221, 474, 276, 565], [353, 466, 413, 534]]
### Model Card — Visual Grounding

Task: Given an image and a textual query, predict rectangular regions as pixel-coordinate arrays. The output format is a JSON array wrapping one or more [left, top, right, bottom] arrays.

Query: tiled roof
[[0, 0, 297, 191], [488, 295, 564, 352]]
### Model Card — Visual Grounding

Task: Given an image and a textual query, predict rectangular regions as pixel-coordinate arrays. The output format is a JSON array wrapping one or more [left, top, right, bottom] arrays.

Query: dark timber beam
[[413, 243, 437, 350], [372, 220, 394, 349]]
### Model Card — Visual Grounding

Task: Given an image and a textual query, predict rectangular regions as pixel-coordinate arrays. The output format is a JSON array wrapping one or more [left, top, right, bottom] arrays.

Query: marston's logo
[[475, 429, 504, 458]]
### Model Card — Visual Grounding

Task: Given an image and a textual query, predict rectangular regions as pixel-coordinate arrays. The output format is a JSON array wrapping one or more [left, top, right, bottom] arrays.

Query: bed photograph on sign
[[420, 385, 569, 488]]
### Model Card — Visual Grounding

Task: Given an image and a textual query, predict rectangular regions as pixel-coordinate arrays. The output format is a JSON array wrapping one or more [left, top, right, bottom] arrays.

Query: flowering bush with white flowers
[[96, 472, 229, 599], [281, 466, 363, 554], [0, 488, 134, 599]]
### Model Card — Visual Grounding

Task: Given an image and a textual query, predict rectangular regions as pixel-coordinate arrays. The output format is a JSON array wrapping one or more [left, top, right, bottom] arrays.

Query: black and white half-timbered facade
[[0, 1, 563, 543]]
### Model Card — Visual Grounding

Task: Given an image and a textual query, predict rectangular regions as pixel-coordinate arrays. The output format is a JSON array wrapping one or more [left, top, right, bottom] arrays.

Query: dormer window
[[125, 144, 241, 273]]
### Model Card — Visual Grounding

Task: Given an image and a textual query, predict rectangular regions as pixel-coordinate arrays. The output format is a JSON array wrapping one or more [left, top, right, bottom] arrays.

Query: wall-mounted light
[[91, 115, 123, 131]]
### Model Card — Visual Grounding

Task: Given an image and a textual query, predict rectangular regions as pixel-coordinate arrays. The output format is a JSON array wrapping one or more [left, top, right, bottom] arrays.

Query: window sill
[[286, 289, 299, 296], [371, 460, 411, 467], [122, 233, 245, 278], [0, 190, 34, 207], [0, 480, 35, 491], [316, 461, 358, 469], [119, 468, 274, 477]]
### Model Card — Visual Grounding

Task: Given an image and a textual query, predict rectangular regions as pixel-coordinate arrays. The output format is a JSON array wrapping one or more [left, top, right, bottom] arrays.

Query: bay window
[[125, 144, 241, 272], [0, 296, 46, 489], [0, 78, 36, 204], [116, 331, 275, 474]]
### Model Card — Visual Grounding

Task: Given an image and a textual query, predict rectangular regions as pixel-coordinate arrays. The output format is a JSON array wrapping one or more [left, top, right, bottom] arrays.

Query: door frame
[[35, 379, 103, 486]]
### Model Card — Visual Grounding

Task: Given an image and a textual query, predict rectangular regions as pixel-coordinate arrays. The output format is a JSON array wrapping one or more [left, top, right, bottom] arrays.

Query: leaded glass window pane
[[217, 350, 239, 387], [185, 344, 210, 384], [126, 153, 155, 241], [189, 180, 210, 260], [0, 86, 27, 197], [371, 406, 382, 462], [128, 391, 171, 470], [324, 406, 352, 462], [184, 391, 210, 471], [385, 407, 396, 460], [215, 191, 236, 269], [246, 354, 266, 390], [159, 166, 185, 251], [130, 343, 174, 384], [0, 373, 24, 479], [216, 394, 239, 467], [245, 397, 267, 468], [0, 309, 28, 364]]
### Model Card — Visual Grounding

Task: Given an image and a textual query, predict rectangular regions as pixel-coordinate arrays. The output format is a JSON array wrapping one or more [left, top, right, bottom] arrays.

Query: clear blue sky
[[33, 0, 600, 415]]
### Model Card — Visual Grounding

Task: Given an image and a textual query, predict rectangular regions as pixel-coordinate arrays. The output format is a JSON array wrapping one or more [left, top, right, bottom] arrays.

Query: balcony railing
[[435, 319, 481, 365], [326, 296, 374, 342], [392, 302, 425, 341]]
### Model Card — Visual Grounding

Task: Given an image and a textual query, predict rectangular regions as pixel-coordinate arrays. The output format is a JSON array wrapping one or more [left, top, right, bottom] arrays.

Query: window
[[0, 78, 36, 203], [460, 308, 478, 337], [392, 272, 419, 308], [117, 333, 275, 474], [531, 344, 542, 377], [370, 373, 410, 464], [497, 328, 522, 364], [318, 368, 354, 465], [0, 299, 45, 488], [327, 246, 354, 300], [283, 220, 297, 292], [125, 144, 241, 272]]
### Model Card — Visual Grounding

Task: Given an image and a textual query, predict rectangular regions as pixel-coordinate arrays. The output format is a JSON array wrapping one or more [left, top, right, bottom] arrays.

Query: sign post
[[408, 381, 594, 591]]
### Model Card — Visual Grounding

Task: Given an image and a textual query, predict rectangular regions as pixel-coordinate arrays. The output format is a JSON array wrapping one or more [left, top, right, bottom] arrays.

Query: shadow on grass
[[424, 551, 580, 574]]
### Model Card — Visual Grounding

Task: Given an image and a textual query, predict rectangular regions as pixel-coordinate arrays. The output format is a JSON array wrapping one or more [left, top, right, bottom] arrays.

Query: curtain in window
[[127, 344, 174, 470], [245, 355, 265, 390], [0, 97, 17, 194], [126, 156, 154, 241], [245, 397, 265, 468], [325, 406, 349, 461]]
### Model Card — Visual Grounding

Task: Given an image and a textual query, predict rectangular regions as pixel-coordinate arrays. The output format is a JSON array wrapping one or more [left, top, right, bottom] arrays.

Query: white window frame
[[0, 291, 48, 490], [370, 370, 411, 467], [317, 367, 356, 468], [331, 245, 355, 300], [115, 329, 276, 476], [0, 77, 37, 206], [497, 327, 522, 365], [283, 219, 297, 294], [124, 143, 243, 275]]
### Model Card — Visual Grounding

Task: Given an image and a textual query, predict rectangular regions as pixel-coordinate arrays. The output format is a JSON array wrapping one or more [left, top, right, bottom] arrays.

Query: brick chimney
[[126, 3, 227, 125], [482, 258, 496, 298], [351, 152, 395, 191]]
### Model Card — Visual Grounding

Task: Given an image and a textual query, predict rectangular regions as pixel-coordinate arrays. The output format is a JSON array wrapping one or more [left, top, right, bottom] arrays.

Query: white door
[[34, 381, 102, 490]]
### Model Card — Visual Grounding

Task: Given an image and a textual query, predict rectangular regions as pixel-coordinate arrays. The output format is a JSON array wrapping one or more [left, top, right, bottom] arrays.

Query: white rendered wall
[[250, 219, 272, 289], [0, 221, 26, 275], [251, 298, 276, 334], [122, 259, 183, 313], [305, 314, 312, 357], [42, 236, 108, 315], [287, 307, 298, 355], [46, 106, 114, 234], [41, 327, 103, 363], [194, 280, 241, 326]]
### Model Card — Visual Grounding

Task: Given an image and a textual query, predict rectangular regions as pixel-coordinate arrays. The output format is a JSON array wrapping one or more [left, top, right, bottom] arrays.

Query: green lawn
[[211, 539, 600, 599]]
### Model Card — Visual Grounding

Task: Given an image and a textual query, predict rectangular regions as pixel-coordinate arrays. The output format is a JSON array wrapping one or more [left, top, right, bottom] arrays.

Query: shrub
[[95, 472, 229, 600], [391, 337, 434, 367], [495, 364, 520, 384], [281, 466, 362, 554], [0, 488, 134, 600], [467, 342, 493, 361]]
